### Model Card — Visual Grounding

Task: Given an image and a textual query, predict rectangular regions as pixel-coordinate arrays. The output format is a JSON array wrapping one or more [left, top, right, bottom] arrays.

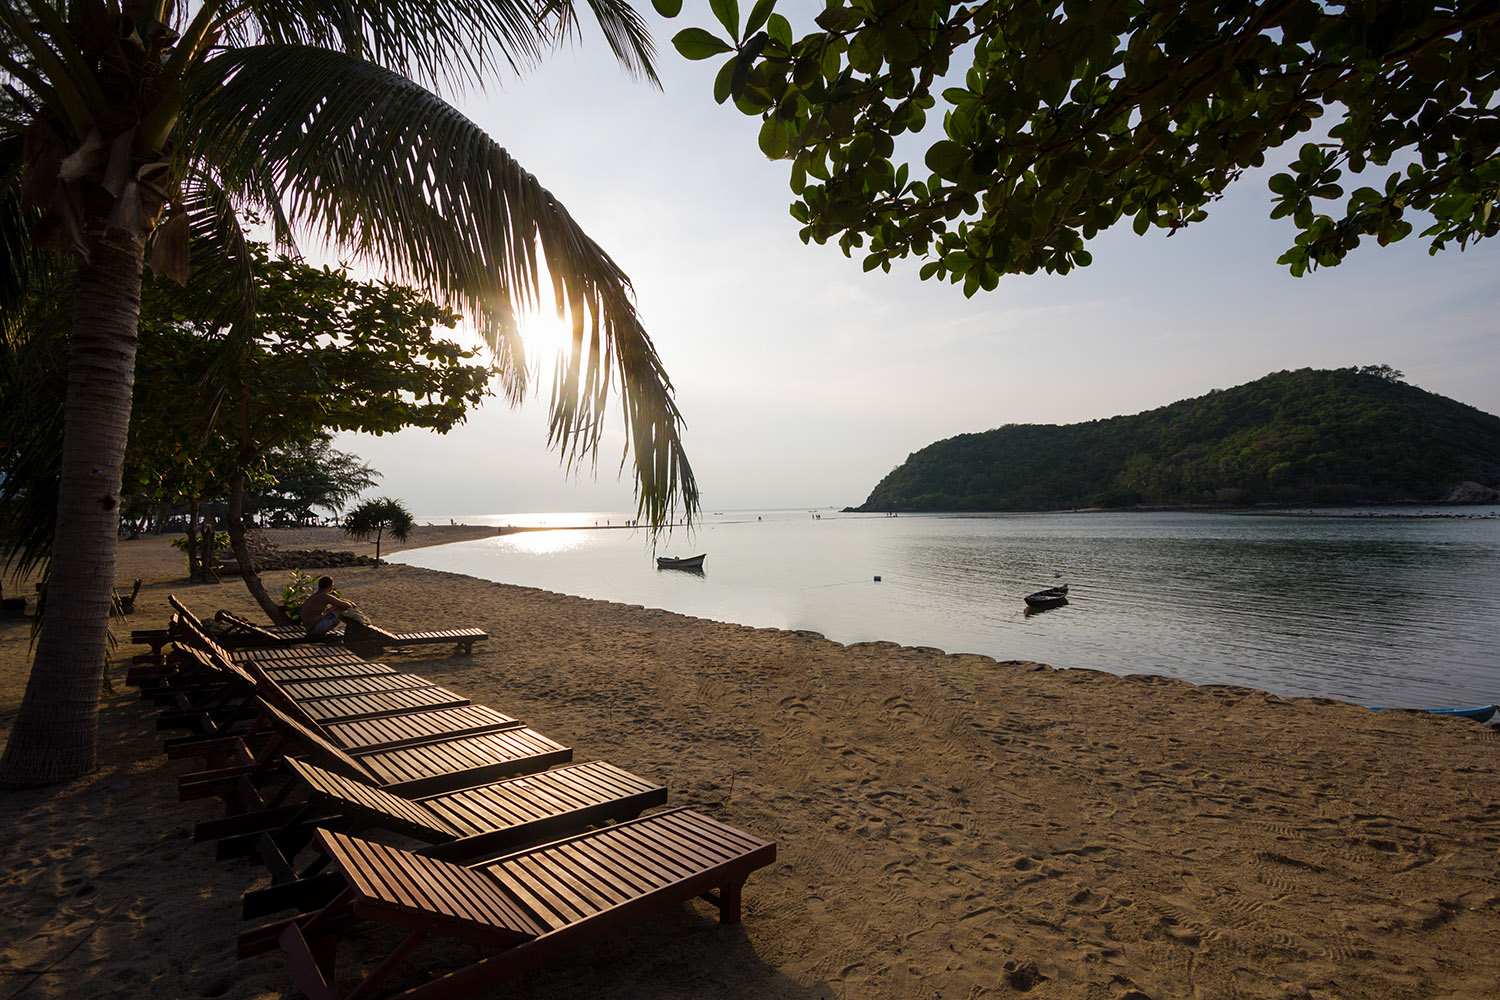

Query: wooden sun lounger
[[147, 644, 401, 728], [167, 702, 526, 770], [237, 809, 776, 999], [154, 644, 472, 735], [212, 609, 339, 648], [207, 599, 488, 656], [177, 698, 573, 810], [209, 755, 667, 917], [347, 624, 489, 656]]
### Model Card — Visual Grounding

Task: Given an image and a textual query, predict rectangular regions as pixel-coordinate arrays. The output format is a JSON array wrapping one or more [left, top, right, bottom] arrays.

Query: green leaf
[[745, 0, 776, 37], [651, 0, 683, 16], [924, 140, 967, 178], [767, 13, 793, 49], [815, 5, 861, 32], [673, 28, 734, 60], [790, 157, 807, 193], [759, 116, 791, 159], [1267, 173, 1298, 196], [710, 0, 741, 42], [713, 58, 737, 104]]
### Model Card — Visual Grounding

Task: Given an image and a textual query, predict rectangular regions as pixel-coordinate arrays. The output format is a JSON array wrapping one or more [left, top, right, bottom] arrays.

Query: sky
[[338, 13, 1500, 518]]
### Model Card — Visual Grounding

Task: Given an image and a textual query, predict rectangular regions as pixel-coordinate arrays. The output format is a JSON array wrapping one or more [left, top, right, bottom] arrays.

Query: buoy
[[874, 575, 882, 582]]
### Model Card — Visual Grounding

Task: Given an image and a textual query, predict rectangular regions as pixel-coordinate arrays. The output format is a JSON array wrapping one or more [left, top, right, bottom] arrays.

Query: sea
[[391, 507, 1500, 711]]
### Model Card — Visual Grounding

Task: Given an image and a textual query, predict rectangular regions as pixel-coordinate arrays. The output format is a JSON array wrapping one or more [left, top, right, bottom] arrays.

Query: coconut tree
[[343, 497, 416, 565], [0, 0, 698, 788]]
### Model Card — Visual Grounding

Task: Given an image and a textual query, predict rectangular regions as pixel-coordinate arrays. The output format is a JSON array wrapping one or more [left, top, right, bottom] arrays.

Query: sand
[[2, 529, 1498, 999]]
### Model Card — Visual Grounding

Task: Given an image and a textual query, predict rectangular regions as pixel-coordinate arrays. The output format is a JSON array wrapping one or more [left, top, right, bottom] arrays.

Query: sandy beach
[[2, 528, 1498, 999]]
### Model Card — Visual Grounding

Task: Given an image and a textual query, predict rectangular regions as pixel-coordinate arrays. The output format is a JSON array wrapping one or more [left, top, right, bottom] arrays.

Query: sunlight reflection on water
[[394, 509, 1500, 708]]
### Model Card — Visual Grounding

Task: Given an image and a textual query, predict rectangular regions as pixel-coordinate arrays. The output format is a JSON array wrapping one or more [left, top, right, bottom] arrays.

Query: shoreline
[[844, 503, 1500, 519], [2, 535, 1499, 998]]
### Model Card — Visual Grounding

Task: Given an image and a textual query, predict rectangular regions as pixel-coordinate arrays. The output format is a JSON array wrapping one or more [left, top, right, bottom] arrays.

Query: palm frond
[[0, 261, 73, 576], [185, 44, 696, 523], [231, 0, 658, 95], [0, 126, 39, 329], [166, 174, 265, 415], [543, 0, 659, 87]]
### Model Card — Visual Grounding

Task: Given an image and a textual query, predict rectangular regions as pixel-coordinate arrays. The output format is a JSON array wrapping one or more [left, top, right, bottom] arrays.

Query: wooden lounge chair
[[177, 698, 573, 809], [207, 599, 488, 656], [166, 700, 526, 769], [154, 645, 472, 735], [213, 608, 338, 648], [207, 755, 668, 917], [345, 623, 489, 656], [237, 809, 776, 999]]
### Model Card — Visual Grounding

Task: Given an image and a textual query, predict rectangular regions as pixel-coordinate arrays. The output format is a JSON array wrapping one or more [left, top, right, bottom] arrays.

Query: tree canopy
[[344, 496, 416, 564], [128, 245, 494, 616], [245, 439, 381, 528], [666, 0, 1500, 293]]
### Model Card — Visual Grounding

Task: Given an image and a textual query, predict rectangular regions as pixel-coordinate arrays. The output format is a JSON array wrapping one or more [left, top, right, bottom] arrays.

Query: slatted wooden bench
[[153, 645, 466, 734], [324, 704, 523, 752], [217, 756, 668, 916], [237, 810, 776, 999], [177, 698, 572, 809], [350, 625, 489, 655]]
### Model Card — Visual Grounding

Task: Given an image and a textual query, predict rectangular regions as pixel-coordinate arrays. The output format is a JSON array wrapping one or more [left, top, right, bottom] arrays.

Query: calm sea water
[[393, 508, 1500, 709]]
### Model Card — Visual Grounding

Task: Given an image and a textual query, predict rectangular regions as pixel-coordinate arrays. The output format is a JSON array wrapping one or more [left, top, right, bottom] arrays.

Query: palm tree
[[343, 497, 416, 565], [0, 0, 698, 787]]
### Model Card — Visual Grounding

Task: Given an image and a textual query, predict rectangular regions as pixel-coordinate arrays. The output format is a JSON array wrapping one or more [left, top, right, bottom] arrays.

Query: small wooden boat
[[656, 554, 706, 571], [1372, 704, 1497, 723], [1023, 584, 1069, 608]]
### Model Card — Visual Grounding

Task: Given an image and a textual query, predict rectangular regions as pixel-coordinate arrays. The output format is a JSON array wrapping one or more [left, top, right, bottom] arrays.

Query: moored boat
[[1372, 704, 1497, 723], [656, 554, 706, 570], [1024, 584, 1069, 608]]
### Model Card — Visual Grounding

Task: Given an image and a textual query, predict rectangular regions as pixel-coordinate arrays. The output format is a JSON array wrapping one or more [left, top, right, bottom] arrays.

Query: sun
[[517, 308, 577, 371]]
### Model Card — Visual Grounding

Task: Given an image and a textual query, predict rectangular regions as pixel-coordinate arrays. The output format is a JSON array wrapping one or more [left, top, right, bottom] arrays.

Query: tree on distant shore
[[248, 440, 380, 528], [665, 0, 1499, 293], [344, 497, 416, 565], [0, 0, 698, 789]]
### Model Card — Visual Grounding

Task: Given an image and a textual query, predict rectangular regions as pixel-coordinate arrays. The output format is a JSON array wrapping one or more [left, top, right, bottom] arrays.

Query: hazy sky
[[339, 15, 1500, 517]]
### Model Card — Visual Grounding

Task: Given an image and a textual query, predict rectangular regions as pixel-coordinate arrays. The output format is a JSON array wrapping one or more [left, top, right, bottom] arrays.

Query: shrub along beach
[[1, 529, 1497, 999]]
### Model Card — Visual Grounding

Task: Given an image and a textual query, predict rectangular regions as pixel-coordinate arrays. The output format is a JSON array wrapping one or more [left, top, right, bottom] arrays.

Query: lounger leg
[[346, 930, 428, 1000], [719, 879, 744, 924], [279, 920, 340, 1000]]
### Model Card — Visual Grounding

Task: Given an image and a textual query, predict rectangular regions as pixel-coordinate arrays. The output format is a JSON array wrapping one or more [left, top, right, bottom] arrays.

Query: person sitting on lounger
[[301, 576, 358, 637]]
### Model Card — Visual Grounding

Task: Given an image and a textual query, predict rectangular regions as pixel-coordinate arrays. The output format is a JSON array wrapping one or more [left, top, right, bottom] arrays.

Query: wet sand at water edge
[[1, 527, 1498, 999]]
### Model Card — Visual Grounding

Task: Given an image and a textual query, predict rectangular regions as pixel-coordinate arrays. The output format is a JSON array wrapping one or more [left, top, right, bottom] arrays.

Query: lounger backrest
[[256, 698, 374, 784], [318, 829, 545, 942], [284, 756, 457, 839], [174, 644, 256, 689], [168, 594, 210, 634], [170, 607, 238, 665], [214, 609, 283, 643]]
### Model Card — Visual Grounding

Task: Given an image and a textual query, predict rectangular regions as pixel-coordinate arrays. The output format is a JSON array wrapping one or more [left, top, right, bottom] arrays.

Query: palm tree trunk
[[227, 469, 291, 625], [0, 231, 144, 788]]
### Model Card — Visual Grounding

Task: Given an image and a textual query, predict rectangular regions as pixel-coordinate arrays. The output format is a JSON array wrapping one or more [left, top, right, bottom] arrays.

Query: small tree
[[344, 498, 416, 565]]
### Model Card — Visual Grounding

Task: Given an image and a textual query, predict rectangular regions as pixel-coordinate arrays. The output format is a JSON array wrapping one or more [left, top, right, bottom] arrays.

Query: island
[[851, 366, 1500, 512]]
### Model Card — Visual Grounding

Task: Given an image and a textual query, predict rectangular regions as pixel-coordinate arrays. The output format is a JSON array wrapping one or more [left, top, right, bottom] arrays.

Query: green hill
[[855, 367, 1500, 511]]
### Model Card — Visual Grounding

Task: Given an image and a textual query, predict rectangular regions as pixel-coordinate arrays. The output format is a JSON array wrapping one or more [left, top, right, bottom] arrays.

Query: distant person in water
[[301, 576, 358, 637]]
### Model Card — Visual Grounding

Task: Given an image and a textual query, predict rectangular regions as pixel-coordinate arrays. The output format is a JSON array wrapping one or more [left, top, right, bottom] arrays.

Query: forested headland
[[854, 367, 1500, 512]]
